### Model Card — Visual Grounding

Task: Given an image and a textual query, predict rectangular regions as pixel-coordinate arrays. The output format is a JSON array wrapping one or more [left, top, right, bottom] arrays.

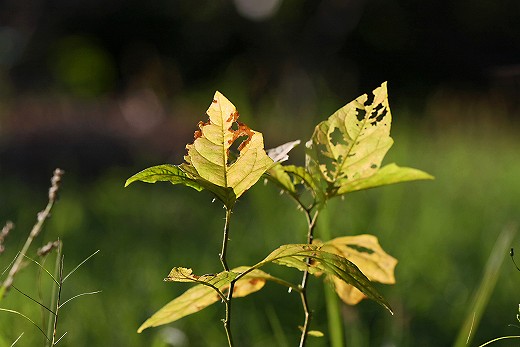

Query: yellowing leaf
[[138, 267, 281, 333], [306, 82, 433, 199], [258, 244, 392, 313], [321, 234, 398, 305], [307, 82, 393, 185], [180, 91, 273, 208]]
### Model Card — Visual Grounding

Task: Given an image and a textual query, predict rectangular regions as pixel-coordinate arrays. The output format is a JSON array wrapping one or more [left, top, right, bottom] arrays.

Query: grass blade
[[453, 224, 517, 347]]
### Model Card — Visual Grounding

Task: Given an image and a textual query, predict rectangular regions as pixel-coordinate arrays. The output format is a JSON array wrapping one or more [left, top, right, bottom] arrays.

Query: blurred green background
[[1, 1, 519, 346]]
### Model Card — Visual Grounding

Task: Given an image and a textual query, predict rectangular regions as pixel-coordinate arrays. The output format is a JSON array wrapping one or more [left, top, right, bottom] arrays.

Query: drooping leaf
[[266, 140, 301, 163], [180, 91, 273, 208], [258, 244, 393, 313], [335, 163, 434, 195], [138, 267, 283, 333], [124, 164, 203, 191], [320, 234, 397, 305], [306, 82, 432, 199]]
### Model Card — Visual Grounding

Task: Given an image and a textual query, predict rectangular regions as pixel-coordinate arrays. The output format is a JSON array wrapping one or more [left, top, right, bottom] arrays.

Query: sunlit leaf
[[180, 91, 273, 208], [124, 164, 203, 191], [138, 267, 282, 333], [321, 234, 397, 305], [306, 82, 432, 199], [335, 163, 434, 195], [258, 244, 393, 313], [126, 92, 273, 208]]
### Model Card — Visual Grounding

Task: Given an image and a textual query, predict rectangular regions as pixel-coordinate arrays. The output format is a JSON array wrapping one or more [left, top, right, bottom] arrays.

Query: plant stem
[[220, 208, 232, 272], [298, 209, 320, 347], [45, 242, 62, 347], [220, 207, 234, 346]]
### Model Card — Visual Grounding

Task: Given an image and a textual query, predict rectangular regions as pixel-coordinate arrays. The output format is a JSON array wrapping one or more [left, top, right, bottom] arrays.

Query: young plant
[[125, 82, 433, 346]]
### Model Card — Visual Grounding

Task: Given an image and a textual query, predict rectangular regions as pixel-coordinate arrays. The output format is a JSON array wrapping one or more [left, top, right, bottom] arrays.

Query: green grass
[[1, 119, 519, 346]]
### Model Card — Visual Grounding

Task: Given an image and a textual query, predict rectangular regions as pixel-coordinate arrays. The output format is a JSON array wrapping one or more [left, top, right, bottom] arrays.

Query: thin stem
[[298, 208, 320, 347], [51, 254, 64, 346], [223, 281, 235, 347], [45, 242, 62, 347], [220, 208, 232, 272], [219, 207, 234, 346]]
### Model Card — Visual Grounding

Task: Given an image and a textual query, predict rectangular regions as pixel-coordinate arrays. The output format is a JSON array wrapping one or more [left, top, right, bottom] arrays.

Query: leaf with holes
[[125, 92, 273, 208], [320, 235, 397, 305], [138, 267, 283, 333], [258, 244, 393, 313], [179, 91, 273, 208], [306, 82, 432, 199]]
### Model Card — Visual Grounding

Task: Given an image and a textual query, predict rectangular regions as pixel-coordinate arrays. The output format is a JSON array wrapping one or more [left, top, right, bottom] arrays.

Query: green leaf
[[138, 267, 284, 333], [180, 91, 273, 208], [124, 164, 203, 191], [335, 163, 434, 195], [258, 244, 393, 314]]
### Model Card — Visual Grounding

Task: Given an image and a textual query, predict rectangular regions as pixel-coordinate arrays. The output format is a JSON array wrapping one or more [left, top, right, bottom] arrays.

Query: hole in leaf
[[370, 104, 386, 125], [227, 134, 249, 165], [356, 108, 367, 122], [329, 127, 348, 147], [346, 244, 375, 254]]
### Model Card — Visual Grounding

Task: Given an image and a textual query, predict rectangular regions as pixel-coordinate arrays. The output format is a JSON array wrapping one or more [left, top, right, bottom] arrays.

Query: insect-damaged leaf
[[306, 82, 432, 198], [137, 267, 281, 333], [320, 234, 397, 305], [258, 244, 393, 314], [180, 91, 273, 208], [125, 92, 273, 208]]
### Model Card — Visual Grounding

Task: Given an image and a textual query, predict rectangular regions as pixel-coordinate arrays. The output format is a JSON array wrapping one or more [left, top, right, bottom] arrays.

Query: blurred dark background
[[1, 1, 519, 346]]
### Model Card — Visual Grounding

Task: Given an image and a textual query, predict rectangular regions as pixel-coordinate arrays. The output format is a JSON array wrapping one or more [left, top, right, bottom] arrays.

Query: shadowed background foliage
[[1, 1, 519, 346]]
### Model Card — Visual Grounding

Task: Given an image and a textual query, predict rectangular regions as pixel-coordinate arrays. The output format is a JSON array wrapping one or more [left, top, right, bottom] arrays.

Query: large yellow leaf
[[180, 91, 273, 208], [321, 234, 397, 305], [307, 82, 393, 184], [137, 267, 277, 333]]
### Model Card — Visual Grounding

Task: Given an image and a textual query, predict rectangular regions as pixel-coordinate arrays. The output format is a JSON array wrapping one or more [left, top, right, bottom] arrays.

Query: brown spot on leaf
[[212, 99, 218, 103], [227, 111, 239, 123], [194, 120, 211, 140]]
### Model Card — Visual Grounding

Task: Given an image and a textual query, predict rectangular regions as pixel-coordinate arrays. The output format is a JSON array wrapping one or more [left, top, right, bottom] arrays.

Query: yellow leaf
[[181, 91, 273, 207], [138, 267, 276, 333], [321, 234, 397, 305]]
